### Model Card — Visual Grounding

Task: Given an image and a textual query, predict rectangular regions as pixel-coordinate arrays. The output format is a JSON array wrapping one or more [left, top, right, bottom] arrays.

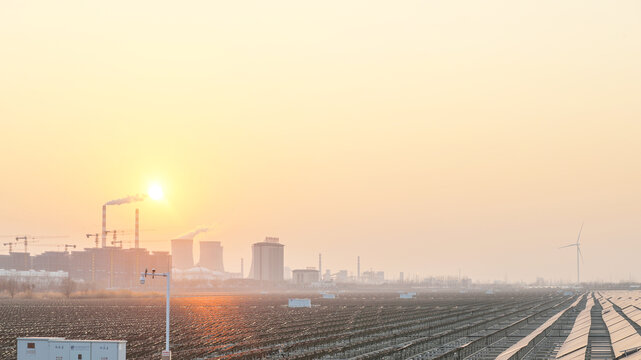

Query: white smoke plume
[[176, 226, 211, 240], [104, 194, 147, 206]]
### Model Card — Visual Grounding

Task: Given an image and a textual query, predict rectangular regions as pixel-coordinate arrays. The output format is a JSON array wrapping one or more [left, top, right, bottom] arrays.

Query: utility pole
[[140, 269, 171, 359]]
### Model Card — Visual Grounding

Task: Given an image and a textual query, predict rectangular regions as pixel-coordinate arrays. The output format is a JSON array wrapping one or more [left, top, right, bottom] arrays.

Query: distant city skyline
[[2, 1, 641, 283]]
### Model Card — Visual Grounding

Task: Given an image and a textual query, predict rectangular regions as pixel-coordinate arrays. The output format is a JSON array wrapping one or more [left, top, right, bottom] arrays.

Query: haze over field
[[1, 1, 640, 283]]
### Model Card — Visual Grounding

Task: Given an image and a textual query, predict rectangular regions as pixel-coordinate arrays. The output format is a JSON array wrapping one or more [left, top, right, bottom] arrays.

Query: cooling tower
[[199, 241, 224, 272], [171, 239, 194, 269], [249, 238, 284, 281]]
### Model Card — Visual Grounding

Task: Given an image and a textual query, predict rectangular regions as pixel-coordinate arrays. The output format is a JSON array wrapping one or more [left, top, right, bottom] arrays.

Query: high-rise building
[[249, 237, 284, 282], [171, 239, 194, 270], [199, 241, 224, 272], [32, 251, 69, 272]]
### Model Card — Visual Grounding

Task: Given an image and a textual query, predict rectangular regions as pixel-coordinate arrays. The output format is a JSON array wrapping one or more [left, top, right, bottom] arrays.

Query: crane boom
[[86, 233, 99, 248], [3, 242, 15, 253]]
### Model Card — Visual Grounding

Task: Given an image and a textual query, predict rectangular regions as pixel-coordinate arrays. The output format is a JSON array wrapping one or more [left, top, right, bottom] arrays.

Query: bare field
[[0, 292, 573, 360]]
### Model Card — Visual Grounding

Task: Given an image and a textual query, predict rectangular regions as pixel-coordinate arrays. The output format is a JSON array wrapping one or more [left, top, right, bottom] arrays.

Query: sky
[[1, 1, 640, 283]]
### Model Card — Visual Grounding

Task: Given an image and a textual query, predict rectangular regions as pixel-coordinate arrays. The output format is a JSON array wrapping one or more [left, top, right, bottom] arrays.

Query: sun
[[148, 184, 164, 200]]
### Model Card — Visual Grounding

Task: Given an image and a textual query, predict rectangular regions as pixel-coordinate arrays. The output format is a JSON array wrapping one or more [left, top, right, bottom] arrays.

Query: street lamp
[[140, 268, 171, 360]]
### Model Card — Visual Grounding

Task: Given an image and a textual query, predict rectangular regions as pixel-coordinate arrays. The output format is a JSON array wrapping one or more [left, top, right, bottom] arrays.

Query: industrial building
[[0, 252, 31, 271], [361, 270, 385, 284], [0, 247, 170, 289], [171, 238, 194, 270], [69, 247, 170, 289], [199, 241, 224, 272], [249, 237, 284, 282], [32, 251, 70, 272], [334, 270, 349, 282], [292, 268, 319, 285]]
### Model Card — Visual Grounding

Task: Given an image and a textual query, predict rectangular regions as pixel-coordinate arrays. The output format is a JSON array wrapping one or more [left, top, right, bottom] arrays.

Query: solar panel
[[496, 297, 582, 360], [556, 297, 593, 358]]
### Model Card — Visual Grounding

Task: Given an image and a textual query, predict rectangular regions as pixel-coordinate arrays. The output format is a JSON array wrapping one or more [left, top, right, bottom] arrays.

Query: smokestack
[[101, 205, 107, 247], [101, 194, 146, 248], [319, 253, 322, 281], [135, 208, 139, 249], [241, 258, 244, 278], [357, 256, 360, 281]]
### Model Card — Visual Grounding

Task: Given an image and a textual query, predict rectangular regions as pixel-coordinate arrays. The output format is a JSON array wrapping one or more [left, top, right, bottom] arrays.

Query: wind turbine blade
[[576, 222, 584, 245], [559, 244, 577, 249], [578, 246, 584, 263]]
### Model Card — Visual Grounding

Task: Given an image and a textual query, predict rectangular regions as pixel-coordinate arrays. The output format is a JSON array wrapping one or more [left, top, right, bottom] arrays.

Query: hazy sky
[[1, 1, 640, 283]]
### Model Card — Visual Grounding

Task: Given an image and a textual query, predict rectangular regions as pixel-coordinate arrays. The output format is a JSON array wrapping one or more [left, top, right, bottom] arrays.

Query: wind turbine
[[560, 223, 584, 284]]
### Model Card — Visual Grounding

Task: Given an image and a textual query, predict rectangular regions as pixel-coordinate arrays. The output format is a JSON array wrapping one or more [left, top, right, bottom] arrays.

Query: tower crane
[[105, 230, 127, 248], [14, 235, 69, 253], [86, 233, 100, 248], [16, 236, 28, 253], [64, 244, 76, 253], [3, 242, 16, 253], [87, 228, 154, 249]]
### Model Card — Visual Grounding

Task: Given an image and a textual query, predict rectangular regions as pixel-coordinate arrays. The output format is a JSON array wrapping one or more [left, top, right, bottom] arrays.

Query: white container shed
[[90, 340, 126, 360], [18, 337, 126, 360], [288, 298, 312, 308], [18, 337, 61, 360], [49, 340, 72, 360]]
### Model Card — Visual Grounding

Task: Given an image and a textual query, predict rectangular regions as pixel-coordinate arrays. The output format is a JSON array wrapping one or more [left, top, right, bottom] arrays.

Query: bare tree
[[61, 278, 76, 298], [6, 279, 18, 298], [21, 282, 35, 298]]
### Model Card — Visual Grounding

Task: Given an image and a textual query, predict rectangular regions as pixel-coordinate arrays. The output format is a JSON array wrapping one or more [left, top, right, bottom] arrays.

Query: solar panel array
[[599, 291, 641, 359], [496, 297, 582, 360], [555, 296, 593, 359], [423, 291, 641, 359]]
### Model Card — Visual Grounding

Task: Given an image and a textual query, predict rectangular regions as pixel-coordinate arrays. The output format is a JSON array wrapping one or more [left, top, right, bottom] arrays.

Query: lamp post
[[140, 268, 171, 359]]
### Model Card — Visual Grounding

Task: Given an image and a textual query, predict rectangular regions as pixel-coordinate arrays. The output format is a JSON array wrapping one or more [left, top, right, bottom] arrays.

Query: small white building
[[400, 292, 416, 299], [288, 298, 311, 308], [18, 337, 126, 360], [321, 293, 336, 299]]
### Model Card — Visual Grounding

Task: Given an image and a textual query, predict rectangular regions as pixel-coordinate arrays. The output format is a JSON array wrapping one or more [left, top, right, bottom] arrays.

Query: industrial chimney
[[101, 205, 107, 247], [135, 208, 139, 249], [319, 253, 322, 281]]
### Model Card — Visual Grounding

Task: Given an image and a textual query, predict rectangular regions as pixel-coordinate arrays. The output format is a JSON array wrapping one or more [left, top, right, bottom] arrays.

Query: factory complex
[[0, 198, 388, 291]]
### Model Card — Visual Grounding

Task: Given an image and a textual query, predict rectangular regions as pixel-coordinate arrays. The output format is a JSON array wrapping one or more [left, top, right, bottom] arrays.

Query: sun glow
[[148, 184, 164, 201]]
